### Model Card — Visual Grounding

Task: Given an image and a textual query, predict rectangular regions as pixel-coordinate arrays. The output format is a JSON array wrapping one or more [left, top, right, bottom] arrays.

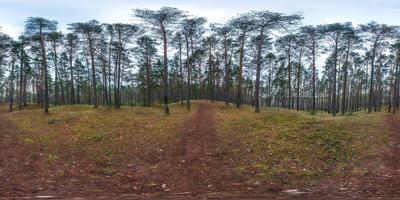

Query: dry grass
[[4, 103, 192, 179], [215, 104, 390, 187]]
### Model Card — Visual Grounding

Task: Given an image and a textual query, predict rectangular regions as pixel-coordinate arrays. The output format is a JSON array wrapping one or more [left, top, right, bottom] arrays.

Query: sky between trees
[[1, 0, 400, 38]]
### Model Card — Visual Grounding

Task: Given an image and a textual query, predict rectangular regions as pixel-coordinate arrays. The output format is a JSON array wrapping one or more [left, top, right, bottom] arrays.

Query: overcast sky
[[0, 0, 400, 38]]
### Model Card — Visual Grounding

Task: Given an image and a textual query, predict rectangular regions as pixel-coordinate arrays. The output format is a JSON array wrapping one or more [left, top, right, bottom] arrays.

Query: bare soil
[[351, 113, 400, 197]]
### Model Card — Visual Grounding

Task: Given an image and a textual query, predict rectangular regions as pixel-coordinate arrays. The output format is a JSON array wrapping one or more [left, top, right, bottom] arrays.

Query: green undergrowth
[[5, 103, 192, 177], [216, 105, 390, 186]]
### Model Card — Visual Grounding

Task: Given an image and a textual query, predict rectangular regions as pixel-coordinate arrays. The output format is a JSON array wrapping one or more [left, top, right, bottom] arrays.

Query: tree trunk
[[312, 37, 316, 110], [52, 40, 59, 106], [208, 40, 214, 103], [69, 47, 75, 104], [18, 49, 24, 110], [108, 32, 113, 107], [255, 28, 264, 113], [287, 42, 292, 109], [341, 39, 351, 115], [178, 37, 184, 106], [23, 65, 27, 106], [8, 57, 15, 112], [296, 45, 303, 111], [185, 35, 191, 111], [332, 31, 339, 116], [88, 35, 97, 108], [145, 52, 153, 106], [368, 37, 380, 113], [101, 57, 108, 105], [223, 35, 229, 106], [40, 28, 49, 114], [236, 31, 246, 108], [161, 24, 169, 115]]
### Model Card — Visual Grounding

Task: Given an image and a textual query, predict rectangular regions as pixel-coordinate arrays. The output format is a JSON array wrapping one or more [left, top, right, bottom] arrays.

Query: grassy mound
[[4, 104, 191, 188], [215, 105, 389, 186]]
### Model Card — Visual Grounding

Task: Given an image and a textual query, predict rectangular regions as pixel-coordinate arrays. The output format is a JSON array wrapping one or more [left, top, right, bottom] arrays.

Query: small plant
[[47, 119, 57, 124], [96, 167, 116, 176], [46, 154, 58, 166], [23, 137, 34, 145]]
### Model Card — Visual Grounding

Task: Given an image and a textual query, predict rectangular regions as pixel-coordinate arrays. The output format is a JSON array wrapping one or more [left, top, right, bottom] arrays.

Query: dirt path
[[386, 113, 400, 170], [334, 113, 400, 199], [0, 113, 44, 197], [363, 113, 400, 196], [149, 102, 245, 194]]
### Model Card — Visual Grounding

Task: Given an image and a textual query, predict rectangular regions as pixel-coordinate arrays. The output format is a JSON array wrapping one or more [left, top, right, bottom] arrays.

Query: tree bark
[[40, 27, 49, 114], [236, 30, 246, 108], [161, 23, 169, 114], [185, 34, 191, 111], [341, 39, 351, 115], [8, 57, 15, 112], [255, 28, 264, 113], [88, 34, 97, 108], [332, 31, 339, 116]]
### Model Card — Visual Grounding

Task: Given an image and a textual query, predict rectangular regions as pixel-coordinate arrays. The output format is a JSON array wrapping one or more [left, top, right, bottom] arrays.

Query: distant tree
[[294, 33, 306, 110], [135, 35, 157, 106], [65, 33, 78, 104], [360, 22, 396, 113], [204, 34, 218, 102], [181, 17, 206, 111], [252, 11, 301, 112], [300, 25, 325, 111], [265, 52, 276, 107], [276, 34, 296, 109], [215, 25, 233, 106], [104, 23, 115, 107], [229, 13, 256, 108], [25, 17, 57, 113], [112, 23, 139, 108], [16, 35, 28, 110], [391, 42, 400, 113], [0, 32, 11, 81], [0, 32, 13, 111], [321, 23, 351, 116], [135, 7, 185, 114], [49, 31, 63, 106], [171, 32, 184, 105], [341, 25, 360, 114], [69, 20, 102, 108]]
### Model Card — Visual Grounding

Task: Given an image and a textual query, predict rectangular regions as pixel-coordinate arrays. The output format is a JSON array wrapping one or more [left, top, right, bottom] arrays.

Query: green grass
[[5, 103, 192, 176], [215, 105, 390, 186]]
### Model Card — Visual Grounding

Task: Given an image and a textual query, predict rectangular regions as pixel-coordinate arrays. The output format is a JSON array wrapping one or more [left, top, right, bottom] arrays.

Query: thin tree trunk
[[255, 28, 264, 113], [237, 31, 246, 108], [341, 39, 351, 115], [40, 28, 49, 114], [332, 31, 339, 116], [18, 49, 24, 110], [185, 35, 191, 111], [8, 57, 16, 112], [161, 24, 169, 114]]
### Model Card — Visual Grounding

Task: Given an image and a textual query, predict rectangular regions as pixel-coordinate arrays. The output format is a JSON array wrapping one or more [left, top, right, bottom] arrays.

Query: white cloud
[[0, 21, 22, 38]]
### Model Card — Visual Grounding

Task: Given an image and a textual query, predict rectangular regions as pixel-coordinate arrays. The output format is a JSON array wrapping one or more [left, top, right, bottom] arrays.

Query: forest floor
[[0, 101, 399, 199]]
